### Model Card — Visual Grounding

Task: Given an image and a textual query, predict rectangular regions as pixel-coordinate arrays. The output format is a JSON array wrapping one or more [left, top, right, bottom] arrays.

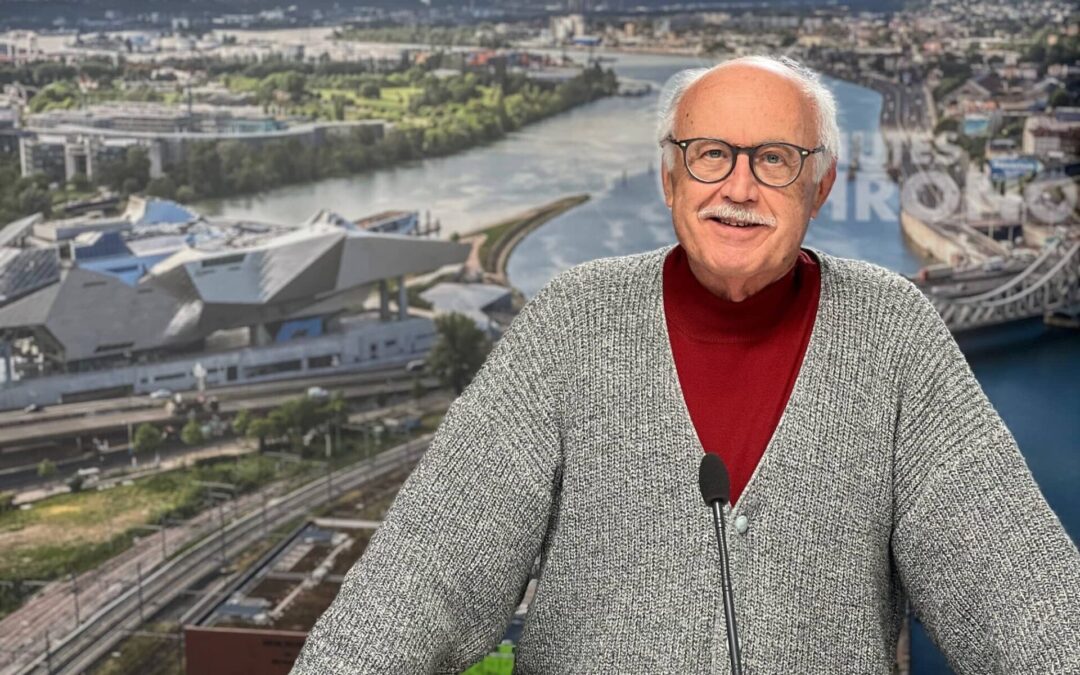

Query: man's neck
[[686, 255, 799, 302]]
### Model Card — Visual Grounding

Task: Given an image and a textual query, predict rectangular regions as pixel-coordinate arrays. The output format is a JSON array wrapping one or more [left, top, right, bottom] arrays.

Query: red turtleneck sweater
[[662, 244, 821, 506]]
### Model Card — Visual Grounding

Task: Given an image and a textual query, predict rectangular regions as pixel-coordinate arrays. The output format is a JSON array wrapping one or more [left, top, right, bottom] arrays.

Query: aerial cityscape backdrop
[[0, 1, 1077, 673]]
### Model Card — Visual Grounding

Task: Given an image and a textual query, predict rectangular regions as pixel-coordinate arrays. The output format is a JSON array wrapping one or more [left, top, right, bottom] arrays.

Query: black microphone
[[699, 453, 743, 675]]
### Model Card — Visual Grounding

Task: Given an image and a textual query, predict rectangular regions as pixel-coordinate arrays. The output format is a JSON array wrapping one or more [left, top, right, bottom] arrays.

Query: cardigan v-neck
[[662, 244, 821, 506]]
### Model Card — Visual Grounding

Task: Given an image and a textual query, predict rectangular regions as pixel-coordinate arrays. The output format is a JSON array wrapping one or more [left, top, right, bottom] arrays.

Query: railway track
[[14, 436, 431, 675]]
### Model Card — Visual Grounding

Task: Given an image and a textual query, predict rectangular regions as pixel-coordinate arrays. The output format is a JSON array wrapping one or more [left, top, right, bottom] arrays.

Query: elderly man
[[292, 57, 1079, 673]]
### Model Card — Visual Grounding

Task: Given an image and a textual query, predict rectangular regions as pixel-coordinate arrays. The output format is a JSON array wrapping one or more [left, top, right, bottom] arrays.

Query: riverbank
[[171, 65, 617, 206], [398, 194, 590, 312], [470, 194, 592, 284]]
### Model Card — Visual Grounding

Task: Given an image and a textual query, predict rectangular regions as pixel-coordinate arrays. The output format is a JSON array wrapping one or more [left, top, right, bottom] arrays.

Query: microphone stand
[[709, 500, 743, 675]]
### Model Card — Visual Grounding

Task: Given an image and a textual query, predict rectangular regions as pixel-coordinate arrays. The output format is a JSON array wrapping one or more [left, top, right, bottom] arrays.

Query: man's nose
[[717, 154, 759, 203]]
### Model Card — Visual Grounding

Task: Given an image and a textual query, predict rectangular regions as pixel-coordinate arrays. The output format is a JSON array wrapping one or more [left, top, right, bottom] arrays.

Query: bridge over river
[[912, 238, 1080, 332]]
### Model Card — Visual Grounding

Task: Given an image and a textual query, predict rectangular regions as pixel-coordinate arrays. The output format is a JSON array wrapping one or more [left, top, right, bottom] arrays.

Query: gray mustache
[[697, 204, 777, 226]]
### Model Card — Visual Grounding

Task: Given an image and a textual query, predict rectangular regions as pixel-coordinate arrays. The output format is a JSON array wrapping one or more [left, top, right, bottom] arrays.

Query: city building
[[0, 30, 40, 63], [19, 102, 386, 183], [1023, 113, 1080, 157], [550, 14, 586, 43], [0, 200, 470, 411]]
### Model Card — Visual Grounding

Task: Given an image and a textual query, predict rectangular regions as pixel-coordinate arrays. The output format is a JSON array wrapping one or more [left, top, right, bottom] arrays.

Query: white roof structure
[[420, 282, 513, 332], [0, 203, 470, 366]]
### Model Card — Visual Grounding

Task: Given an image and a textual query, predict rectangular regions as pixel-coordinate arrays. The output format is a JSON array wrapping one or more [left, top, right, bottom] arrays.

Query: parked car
[[307, 386, 330, 399], [23, 403, 43, 413], [76, 467, 101, 487], [405, 359, 427, 373], [149, 388, 173, 400]]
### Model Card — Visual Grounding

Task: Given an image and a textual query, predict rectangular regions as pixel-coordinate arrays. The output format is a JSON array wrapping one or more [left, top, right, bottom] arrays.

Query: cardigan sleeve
[[289, 274, 569, 675], [890, 284, 1080, 674]]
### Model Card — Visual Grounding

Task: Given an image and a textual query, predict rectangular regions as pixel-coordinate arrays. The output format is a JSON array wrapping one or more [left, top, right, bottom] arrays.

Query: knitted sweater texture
[[291, 244, 1080, 674]]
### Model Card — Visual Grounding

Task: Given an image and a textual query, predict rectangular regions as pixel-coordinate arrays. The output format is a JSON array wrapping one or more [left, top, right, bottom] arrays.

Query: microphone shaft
[[710, 501, 743, 675]]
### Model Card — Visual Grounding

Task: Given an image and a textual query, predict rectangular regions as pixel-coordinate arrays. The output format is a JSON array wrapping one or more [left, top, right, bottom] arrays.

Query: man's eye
[[705, 150, 726, 159], [763, 153, 782, 164]]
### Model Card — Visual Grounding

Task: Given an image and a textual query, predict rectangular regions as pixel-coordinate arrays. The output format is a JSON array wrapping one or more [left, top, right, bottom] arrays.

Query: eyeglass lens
[[684, 140, 805, 186]]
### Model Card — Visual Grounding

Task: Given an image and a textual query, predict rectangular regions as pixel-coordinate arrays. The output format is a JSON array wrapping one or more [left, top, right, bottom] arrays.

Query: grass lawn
[[0, 476, 201, 582], [315, 86, 418, 113], [223, 75, 261, 94], [0, 403, 447, 620], [0, 453, 308, 585]]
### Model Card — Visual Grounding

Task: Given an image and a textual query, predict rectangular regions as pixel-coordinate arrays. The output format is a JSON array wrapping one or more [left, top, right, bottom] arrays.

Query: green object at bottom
[[462, 643, 515, 674]]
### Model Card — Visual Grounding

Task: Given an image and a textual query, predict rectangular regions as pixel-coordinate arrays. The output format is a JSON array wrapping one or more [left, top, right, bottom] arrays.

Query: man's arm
[[290, 277, 569, 674], [891, 284, 1080, 674]]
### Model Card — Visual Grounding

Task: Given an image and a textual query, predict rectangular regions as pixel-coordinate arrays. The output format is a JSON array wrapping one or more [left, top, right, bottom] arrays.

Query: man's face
[[661, 64, 837, 299]]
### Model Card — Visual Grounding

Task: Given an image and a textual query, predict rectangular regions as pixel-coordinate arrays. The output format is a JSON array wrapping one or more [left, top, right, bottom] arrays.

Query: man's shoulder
[[813, 247, 943, 339], [816, 248, 927, 308], [527, 246, 670, 312], [815, 247, 912, 292]]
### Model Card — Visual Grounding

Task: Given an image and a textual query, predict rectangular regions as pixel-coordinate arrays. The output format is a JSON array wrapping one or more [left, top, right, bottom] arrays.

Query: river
[[200, 50, 1078, 674]]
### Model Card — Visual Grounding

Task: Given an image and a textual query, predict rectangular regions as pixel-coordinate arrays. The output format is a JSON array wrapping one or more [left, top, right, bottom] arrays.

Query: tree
[[318, 392, 347, 427], [427, 312, 491, 396], [1049, 88, 1071, 109], [96, 146, 149, 194], [246, 417, 274, 451], [331, 94, 348, 121], [360, 82, 381, 99], [133, 423, 163, 454], [28, 80, 77, 113], [18, 185, 51, 217], [37, 459, 57, 479], [260, 70, 306, 103], [232, 409, 252, 436], [175, 185, 196, 203], [146, 175, 177, 199], [69, 172, 91, 192], [181, 419, 204, 446]]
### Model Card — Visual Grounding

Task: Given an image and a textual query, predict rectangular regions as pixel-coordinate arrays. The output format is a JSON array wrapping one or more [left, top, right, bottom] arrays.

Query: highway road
[[0, 364, 413, 436], [0, 368, 435, 467], [0, 391, 449, 494]]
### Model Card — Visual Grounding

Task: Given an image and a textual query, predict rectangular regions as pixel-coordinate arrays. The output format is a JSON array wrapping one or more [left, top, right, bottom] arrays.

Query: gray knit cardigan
[[292, 244, 1080, 674]]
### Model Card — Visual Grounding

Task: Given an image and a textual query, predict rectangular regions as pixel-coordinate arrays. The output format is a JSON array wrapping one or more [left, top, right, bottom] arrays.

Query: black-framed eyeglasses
[[663, 136, 825, 188]]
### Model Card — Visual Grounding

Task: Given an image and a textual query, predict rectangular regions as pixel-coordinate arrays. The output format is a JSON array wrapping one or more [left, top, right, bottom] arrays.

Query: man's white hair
[[657, 55, 840, 183]]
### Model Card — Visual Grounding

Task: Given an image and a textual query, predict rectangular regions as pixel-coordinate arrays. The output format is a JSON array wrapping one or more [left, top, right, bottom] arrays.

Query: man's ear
[[661, 159, 674, 209], [809, 159, 837, 219]]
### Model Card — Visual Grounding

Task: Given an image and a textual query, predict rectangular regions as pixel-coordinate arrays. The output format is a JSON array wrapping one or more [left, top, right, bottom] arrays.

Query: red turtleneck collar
[[662, 242, 821, 506], [664, 244, 815, 343]]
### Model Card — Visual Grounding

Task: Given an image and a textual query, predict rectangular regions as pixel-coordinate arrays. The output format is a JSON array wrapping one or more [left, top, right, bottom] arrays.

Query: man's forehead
[[675, 65, 817, 145]]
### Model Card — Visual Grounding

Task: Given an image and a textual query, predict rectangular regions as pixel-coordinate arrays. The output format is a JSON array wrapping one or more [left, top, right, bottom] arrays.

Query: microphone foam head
[[698, 453, 731, 506]]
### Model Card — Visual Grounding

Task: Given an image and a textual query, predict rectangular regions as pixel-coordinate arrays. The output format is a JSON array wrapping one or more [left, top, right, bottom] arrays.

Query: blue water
[[507, 53, 1080, 675]]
